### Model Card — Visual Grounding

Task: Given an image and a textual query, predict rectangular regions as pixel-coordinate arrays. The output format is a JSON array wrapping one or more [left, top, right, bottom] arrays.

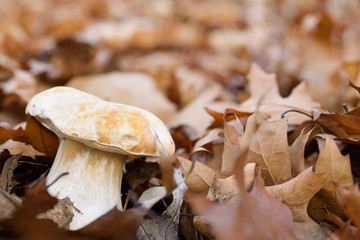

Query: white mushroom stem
[[46, 138, 127, 230]]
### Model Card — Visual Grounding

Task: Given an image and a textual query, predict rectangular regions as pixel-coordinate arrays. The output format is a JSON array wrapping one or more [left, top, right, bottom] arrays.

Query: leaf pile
[[0, 0, 360, 239]]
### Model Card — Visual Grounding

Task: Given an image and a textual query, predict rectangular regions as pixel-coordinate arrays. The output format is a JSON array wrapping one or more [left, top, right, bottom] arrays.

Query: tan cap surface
[[26, 86, 175, 157]]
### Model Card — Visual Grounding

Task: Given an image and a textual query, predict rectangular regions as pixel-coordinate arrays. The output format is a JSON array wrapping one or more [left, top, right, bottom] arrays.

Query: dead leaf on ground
[[221, 116, 243, 176], [238, 63, 320, 125], [330, 185, 360, 240], [180, 156, 216, 195], [13, 116, 59, 158], [289, 126, 314, 177], [0, 177, 146, 240], [265, 167, 327, 223], [314, 137, 353, 220], [190, 174, 298, 240], [239, 113, 292, 185]]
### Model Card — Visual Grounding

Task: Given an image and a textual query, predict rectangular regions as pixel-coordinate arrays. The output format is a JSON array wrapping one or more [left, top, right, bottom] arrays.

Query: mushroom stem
[[46, 139, 126, 230]]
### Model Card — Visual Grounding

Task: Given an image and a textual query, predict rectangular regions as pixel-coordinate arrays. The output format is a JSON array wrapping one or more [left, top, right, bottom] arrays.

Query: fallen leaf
[[313, 108, 360, 142], [221, 116, 243, 175], [314, 137, 353, 219], [239, 113, 292, 185], [0, 122, 24, 144], [206, 163, 255, 204], [0, 139, 45, 158], [0, 154, 21, 191], [238, 63, 320, 125], [265, 167, 327, 222], [289, 127, 314, 177], [0, 177, 146, 240], [330, 185, 360, 239], [180, 156, 216, 195], [13, 116, 59, 158], [168, 83, 222, 140], [191, 174, 298, 240], [336, 184, 360, 229], [137, 167, 187, 240]]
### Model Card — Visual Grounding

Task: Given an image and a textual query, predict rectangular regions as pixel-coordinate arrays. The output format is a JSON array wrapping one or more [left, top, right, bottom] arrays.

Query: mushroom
[[25, 86, 175, 230]]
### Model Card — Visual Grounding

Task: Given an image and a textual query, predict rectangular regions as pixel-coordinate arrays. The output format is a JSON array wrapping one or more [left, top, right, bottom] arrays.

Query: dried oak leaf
[[0, 177, 145, 240], [190, 174, 297, 240], [313, 137, 353, 220], [221, 116, 243, 176], [313, 107, 360, 143], [265, 167, 327, 223], [13, 116, 59, 158], [289, 127, 314, 177], [239, 113, 292, 185], [238, 63, 320, 125], [180, 156, 216, 195], [330, 185, 360, 240], [0, 122, 24, 144]]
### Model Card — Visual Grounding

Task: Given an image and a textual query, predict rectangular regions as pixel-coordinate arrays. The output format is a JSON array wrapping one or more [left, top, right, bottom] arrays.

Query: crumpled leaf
[[239, 113, 292, 185], [313, 107, 360, 143], [0, 154, 21, 191]]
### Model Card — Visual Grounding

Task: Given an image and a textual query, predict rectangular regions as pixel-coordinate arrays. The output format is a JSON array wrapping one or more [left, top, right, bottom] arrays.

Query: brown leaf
[[13, 116, 59, 158], [238, 64, 320, 125], [206, 163, 255, 205], [239, 113, 292, 185], [0, 139, 45, 159], [0, 122, 24, 144], [314, 137, 353, 219], [190, 174, 298, 240], [336, 185, 360, 229], [0, 177, 146, 240], [314, 108, 360, 141], [168, 84, 222, 140], [0, 154, 21, 191], [221, 116, 243, 175], [289, 127, 313, 177], [265, 167, 327, 222], [180, 156, 216, 194]]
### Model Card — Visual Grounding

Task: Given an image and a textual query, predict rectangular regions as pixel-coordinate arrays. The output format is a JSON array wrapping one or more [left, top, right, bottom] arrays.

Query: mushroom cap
[[26, 86, 175, 157]]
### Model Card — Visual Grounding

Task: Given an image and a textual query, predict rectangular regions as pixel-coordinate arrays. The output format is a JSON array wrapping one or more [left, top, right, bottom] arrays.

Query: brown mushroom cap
[[26, 86, 175, 157]]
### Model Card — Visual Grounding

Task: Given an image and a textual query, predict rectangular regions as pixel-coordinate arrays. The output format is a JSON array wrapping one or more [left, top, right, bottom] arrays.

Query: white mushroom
[[25, 86, 175, 230]]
